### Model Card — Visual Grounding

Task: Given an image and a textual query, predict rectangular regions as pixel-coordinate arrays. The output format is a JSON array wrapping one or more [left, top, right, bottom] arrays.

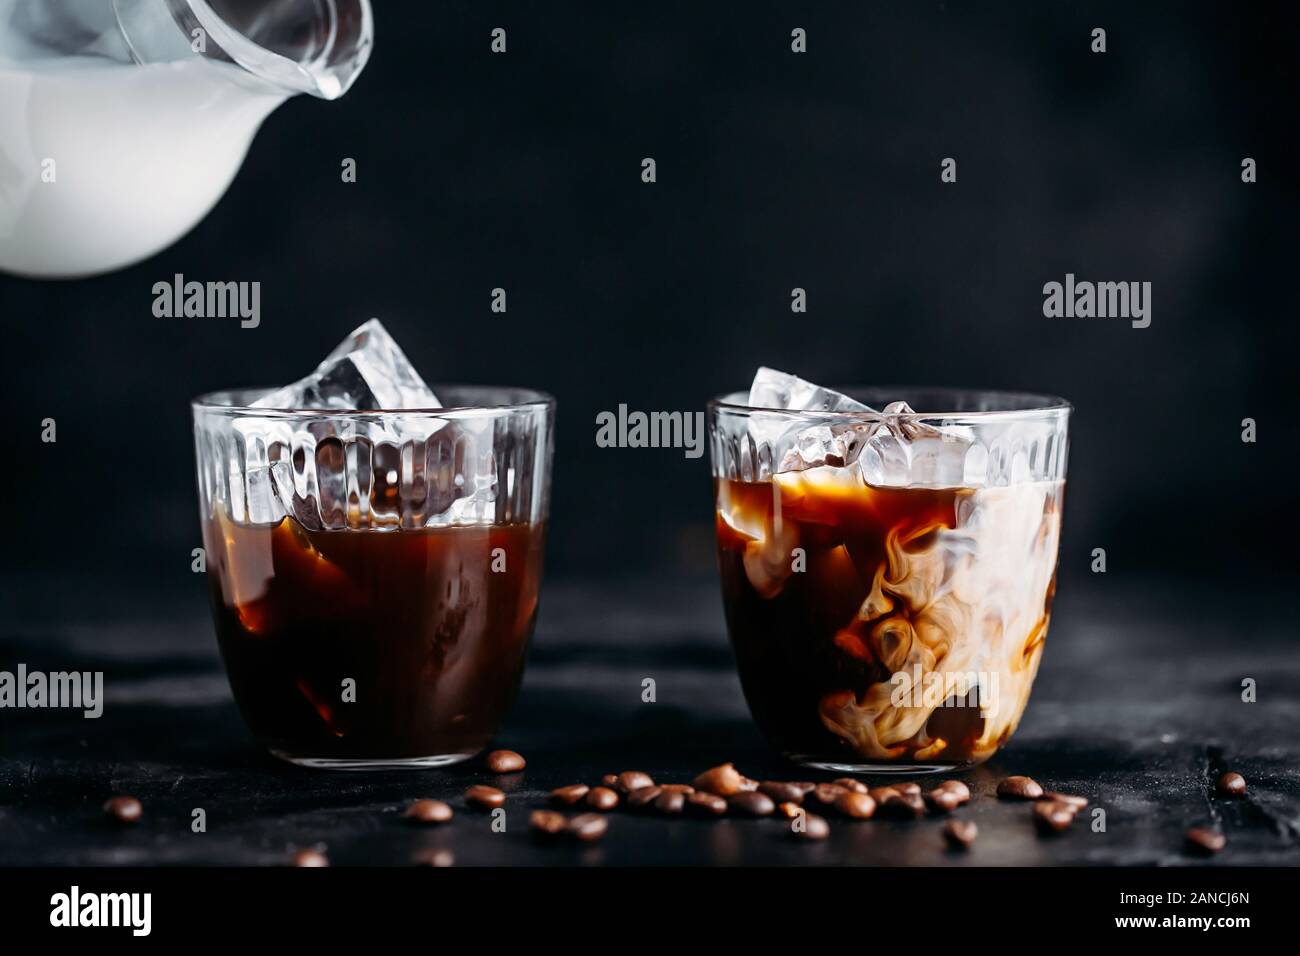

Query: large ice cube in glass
[[747, 369, 973, 487], [746, 367, 872, 472], [253, 319, 440, 411], [230, 320, 498, 529]]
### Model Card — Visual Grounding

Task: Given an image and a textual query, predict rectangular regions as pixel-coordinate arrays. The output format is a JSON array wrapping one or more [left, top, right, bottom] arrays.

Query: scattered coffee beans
[[529, 809, 569, 837], [569, 813, 609, 842], [996, 775, 1043, 800], [404, 799, 453, 824], [776, 801, 803, 820], [1216, 772, 1246, 797], [601, 774, 619, 788], [812, 783, 848, 806], [943, 819, 978, 849], [654, 790, 686, 814], [792, 812, 830, 840], [550, 784, 590, 806], [832, 777, 869, 794], [877, 790, 924, 819], [586, 786, 620, 811], [924, 788, 961, 814], [1185, 827, 1227, 854], [617, 771, 655, 793], [759, 781, 806, 804], [834, 791, 877, 819], [1032, 800, 1076, 834], [693, 763, 751, 796], [626, 786, 663, 810], [486, 749, 526, 773], [728, 791, 776, 816], [936, 780, 971, 803], [1040, 791, 1088, 809], [659, 783, 694, 795], [415, 848, 455, 867], [103, 796, 142, 824], [686, 791, 727, 816], [465, 785, 506, 810]]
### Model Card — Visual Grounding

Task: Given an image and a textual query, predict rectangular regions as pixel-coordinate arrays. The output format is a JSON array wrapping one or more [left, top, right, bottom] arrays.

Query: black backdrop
[[2, 1, 1296, 618]]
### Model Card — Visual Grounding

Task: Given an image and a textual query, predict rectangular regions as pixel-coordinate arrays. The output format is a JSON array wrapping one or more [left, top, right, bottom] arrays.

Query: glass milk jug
[[0, 0, 373, 278]]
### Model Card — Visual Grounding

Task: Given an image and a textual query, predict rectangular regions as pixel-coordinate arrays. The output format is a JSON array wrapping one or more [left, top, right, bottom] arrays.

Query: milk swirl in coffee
[[712, 371, 1068, 770]]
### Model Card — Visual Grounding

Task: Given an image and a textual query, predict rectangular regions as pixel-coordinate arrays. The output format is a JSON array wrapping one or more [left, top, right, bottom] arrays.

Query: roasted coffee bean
[[868, 786, 898, 803], [686, 791, 727, 816], [659, 783, 694, 795], [937, 780, 971, 803], [617, 771, 655, 794], [551, 784, 590, 806], [791, 812, 830, 840], [1032, 800, 1076, 834], [812, 783, 848, 806], [777, 801, 804, 820], [834, 791, 877, 819], [404, 799, 453, 824], [832, 777, 869, 794], [1185, 827, 1227, 854], [943, 819, 978, 849], [790, 782, 817, 795], [626, 786, 663, 810], [654, 790, 686, 815], [924, 788, 961, 814], [996, 775, 1043, 800], [759, 781, 807, 804], [601, 774, 619, 788], [291, 848, 329, 867], [568, 813, 609, 842], [103, 796, 142, 824], [877, 790, 924, 819], [486, 749, 526, 773], [896, 782, 922, 797], [693, 763, 749, 796], [1040, 791, 1088, 809], [529, 810, 569, 837], [585, 786, 620, 811], [465, 785, 506, 810], [414, 848, 455, 868], [728, 791, 776, 817], [1216, 772, 1246, 797]]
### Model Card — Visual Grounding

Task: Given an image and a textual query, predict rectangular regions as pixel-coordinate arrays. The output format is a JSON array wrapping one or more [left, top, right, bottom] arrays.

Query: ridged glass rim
[[709, 386, 1072, 422], [192, 385, 555, 418]]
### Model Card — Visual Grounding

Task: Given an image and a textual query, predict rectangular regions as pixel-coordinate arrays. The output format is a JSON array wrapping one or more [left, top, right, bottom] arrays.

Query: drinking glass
[[709, 388, 1070, 773], [192, 386, 554, 769]]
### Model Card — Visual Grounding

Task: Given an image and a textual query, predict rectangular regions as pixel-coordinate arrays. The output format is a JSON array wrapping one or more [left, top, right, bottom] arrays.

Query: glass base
[[270, 750, 476, 771], [791, 756, 957, 775]]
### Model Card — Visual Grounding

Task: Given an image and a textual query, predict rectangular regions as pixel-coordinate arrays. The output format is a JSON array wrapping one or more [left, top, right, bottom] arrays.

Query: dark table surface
[[1, 576, 1296, 867]]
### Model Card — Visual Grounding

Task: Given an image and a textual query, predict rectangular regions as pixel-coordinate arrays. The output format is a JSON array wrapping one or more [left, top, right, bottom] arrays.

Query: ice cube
[[748, 367, 869, 415], [746, 368, 873, 474], [226, 320, 498, 528], [857, 401, 972, 488], [746, 370, 974, 487], [253, 319, 439, 411]]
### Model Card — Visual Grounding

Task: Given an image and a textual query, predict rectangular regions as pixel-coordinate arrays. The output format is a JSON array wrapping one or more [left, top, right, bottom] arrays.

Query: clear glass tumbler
[[192, 386, 554, 769], [709, 388, 1070, 773]]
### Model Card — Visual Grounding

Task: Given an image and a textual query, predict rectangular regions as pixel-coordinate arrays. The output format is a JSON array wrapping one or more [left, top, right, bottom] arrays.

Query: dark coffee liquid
[[716, 475, 1060, 769], [204, 510, 545, 763]]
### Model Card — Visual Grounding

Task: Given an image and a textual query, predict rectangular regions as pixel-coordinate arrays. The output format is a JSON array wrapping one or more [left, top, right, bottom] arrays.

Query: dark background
[[2, 0, 1296, 617]]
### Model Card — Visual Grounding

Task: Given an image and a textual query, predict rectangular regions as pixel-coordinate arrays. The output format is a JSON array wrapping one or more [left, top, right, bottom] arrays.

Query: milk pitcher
[[0, 0, 373, 278]]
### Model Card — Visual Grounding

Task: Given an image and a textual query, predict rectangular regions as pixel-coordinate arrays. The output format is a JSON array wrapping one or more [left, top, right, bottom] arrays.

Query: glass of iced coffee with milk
[[710, 370, 1070, 773]]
